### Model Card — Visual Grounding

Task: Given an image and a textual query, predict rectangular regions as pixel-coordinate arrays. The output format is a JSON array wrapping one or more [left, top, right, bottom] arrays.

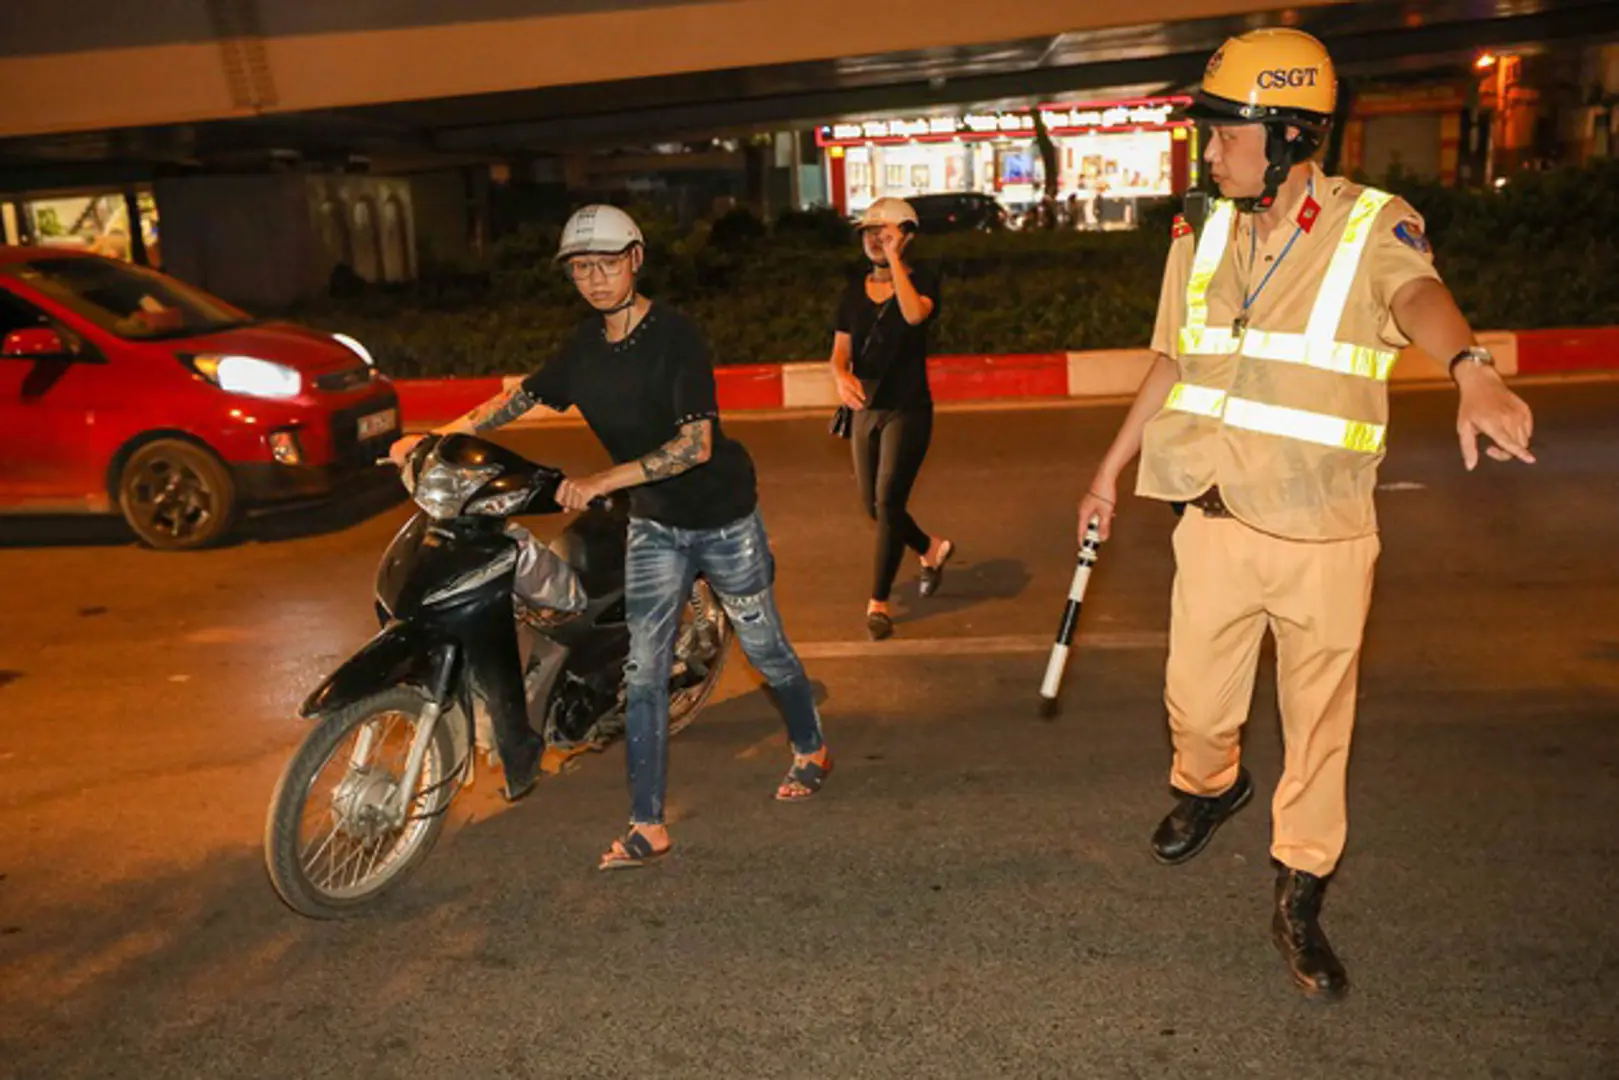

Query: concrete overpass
[[1, 0, 1614, 312], [3, 0, 1616, 179], [0, 1, 1338, 140]]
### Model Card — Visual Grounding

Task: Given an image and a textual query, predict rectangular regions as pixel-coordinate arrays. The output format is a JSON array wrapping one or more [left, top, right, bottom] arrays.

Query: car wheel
[[117, 438, 238, 551]]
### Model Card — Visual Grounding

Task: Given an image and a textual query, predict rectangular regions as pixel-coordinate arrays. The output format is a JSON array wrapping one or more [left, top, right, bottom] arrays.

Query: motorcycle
[[263, 433, 731, 918]]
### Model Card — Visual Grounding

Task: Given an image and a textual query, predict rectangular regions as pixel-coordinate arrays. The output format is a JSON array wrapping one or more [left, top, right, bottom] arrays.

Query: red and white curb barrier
[[394, 326, 1616, 428]]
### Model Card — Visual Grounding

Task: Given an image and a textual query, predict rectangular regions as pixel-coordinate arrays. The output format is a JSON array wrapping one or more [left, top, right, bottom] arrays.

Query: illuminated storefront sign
[[817, 97, 1190, 147]]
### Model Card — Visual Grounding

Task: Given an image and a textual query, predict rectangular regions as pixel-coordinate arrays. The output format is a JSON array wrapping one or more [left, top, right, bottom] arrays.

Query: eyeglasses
[[566, 254, 632, 281]]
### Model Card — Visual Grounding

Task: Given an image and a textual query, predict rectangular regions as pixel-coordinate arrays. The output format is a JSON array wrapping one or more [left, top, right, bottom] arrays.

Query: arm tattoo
[[639, 419, 713, 482], [469, 386, 539, 433]]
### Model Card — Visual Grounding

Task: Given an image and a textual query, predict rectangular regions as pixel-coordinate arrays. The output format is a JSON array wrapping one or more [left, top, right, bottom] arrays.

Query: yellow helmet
[[1188, 27, 1337, 129]]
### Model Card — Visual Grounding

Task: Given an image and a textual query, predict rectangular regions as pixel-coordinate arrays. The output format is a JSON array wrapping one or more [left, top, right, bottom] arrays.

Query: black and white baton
[[1039, 517, 1104, 714]]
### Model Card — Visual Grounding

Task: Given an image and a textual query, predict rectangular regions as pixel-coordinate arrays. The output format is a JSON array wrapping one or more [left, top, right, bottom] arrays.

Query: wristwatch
[[1448, 345, 1496, 379]]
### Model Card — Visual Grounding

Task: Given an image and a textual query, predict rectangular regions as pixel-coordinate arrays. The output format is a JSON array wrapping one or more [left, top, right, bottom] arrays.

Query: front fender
[[299, 621, 446, 719]]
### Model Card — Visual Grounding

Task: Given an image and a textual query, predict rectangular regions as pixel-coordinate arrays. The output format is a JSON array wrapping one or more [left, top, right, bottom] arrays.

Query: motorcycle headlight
[[183, 355, 302, 399], [414, 461, 500, 520], [423, 548, 517, 606], [466, 489, 531, 517]]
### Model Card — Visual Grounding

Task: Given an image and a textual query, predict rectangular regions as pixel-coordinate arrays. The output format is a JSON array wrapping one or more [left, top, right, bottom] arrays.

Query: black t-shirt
[[520, 305, 758, 530], [834, 263, 942, 410]]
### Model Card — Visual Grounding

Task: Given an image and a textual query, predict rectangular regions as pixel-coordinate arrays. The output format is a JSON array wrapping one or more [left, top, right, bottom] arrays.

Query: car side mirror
[[2, 327, 68, 359]]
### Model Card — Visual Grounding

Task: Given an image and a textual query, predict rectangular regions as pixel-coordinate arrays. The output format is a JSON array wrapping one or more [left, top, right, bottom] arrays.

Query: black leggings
[[852, 405, 934, 602]]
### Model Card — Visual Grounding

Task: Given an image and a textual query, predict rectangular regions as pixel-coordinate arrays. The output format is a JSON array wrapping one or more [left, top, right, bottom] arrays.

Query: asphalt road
[[1, 378, 1616, 1079]]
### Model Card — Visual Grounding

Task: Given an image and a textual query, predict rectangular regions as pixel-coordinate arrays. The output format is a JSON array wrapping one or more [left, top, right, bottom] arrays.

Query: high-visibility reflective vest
[[1146, 186, 1399, 539]]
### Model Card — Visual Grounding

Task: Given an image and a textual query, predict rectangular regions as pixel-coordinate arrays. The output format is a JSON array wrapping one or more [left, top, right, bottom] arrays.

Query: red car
[[0, 247, 400, 549]]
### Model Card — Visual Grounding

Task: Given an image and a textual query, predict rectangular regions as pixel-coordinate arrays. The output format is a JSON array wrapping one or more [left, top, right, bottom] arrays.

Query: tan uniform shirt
[[1139, 163, 1442, 541]]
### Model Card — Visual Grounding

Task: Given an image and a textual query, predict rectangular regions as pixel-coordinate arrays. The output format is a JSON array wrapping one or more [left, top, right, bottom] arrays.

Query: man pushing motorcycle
[[391, 205, 832, 871]]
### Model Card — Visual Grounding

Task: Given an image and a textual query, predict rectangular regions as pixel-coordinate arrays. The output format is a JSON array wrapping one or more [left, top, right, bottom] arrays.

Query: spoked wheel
[[668, 577, 732, 736], [117, 438, 237, 550], [264, 687, 461, 919]]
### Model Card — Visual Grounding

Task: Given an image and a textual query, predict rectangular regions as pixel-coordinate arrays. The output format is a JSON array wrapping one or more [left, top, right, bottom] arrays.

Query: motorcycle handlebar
[[376, 436, 613, 514]]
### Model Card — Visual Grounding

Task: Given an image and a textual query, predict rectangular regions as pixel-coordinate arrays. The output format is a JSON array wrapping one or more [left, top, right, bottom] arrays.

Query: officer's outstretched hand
[[1455, 366, 1535, 471]]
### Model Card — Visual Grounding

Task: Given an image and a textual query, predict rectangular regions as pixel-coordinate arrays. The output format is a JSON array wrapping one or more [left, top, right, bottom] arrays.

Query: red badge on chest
[[1297, 196, 1321, 233]]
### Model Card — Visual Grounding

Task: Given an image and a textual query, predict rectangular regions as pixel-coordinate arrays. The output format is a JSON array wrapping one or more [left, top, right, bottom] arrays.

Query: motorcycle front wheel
[[264, 686, 459, 919]]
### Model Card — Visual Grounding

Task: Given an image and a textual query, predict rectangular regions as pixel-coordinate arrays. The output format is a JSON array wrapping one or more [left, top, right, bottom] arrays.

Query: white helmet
[[556, 205, 644, 261], [856, 196, 919, 231]]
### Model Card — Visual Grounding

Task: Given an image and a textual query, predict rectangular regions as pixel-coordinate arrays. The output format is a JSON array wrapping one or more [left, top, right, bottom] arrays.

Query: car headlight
[[184, 355, 302, 399], [332, 332, 375, 367]]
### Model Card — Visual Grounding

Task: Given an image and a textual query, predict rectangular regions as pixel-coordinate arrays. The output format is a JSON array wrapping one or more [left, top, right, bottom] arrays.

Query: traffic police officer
[[1077, 27, 1536, 999]]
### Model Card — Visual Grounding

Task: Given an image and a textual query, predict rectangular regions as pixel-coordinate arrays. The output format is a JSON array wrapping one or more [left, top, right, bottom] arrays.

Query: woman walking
[[828, 197, 954, 640]]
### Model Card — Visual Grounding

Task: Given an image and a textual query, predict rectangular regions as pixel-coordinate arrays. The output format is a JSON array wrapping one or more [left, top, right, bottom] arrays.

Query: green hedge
[[289, 160, 1619, 379]]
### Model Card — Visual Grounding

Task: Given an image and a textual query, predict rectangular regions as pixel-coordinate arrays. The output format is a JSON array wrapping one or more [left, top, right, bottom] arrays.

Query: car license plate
[[357, 408, 397, 441]]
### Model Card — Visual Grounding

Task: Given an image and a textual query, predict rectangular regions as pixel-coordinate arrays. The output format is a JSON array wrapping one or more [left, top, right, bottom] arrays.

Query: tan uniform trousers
[[1165, 507, 1379, 877]]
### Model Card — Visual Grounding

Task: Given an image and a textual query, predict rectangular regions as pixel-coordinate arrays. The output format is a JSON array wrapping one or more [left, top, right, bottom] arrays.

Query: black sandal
[[919, 539, 955, 598], [598, 828, 671, 871], [776, 754, 833, 801]]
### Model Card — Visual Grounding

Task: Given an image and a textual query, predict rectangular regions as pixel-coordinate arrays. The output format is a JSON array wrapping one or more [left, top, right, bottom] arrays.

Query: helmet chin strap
[[1233, 122, 1329, 214], [600, 255, 642, 335], [1233, 126, 1299, 213], [603, 292, 637, 341]]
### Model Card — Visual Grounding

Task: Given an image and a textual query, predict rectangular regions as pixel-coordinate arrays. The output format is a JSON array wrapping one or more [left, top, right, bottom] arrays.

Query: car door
[[0, 287, 109, 510]]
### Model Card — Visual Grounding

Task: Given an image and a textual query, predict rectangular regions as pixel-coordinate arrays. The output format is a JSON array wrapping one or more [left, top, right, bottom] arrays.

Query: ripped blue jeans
[[624, 508, 824, 825]]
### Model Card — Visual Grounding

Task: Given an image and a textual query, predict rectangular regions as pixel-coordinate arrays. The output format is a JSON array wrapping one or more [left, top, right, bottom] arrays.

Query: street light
[[1475, 52, 1498, 71]]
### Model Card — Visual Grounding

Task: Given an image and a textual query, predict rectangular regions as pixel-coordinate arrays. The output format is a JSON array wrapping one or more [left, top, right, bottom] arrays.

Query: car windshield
[[4, 257, 252, 341]]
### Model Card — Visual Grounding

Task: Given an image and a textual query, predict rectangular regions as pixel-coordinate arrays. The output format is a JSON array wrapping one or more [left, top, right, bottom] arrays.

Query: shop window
[[21, 189, 159, 265], [885, 164, 905, 190], [1000, 150, 1037, 185]]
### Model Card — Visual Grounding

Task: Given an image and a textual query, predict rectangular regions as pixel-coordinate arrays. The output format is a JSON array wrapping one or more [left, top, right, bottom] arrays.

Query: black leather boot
[[1150, 766, 1253, 864], [1272, 865, 1349, 1001]]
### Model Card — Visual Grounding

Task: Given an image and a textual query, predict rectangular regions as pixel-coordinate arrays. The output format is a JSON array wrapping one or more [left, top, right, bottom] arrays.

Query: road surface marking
[[793, 631, 1163, 660]]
